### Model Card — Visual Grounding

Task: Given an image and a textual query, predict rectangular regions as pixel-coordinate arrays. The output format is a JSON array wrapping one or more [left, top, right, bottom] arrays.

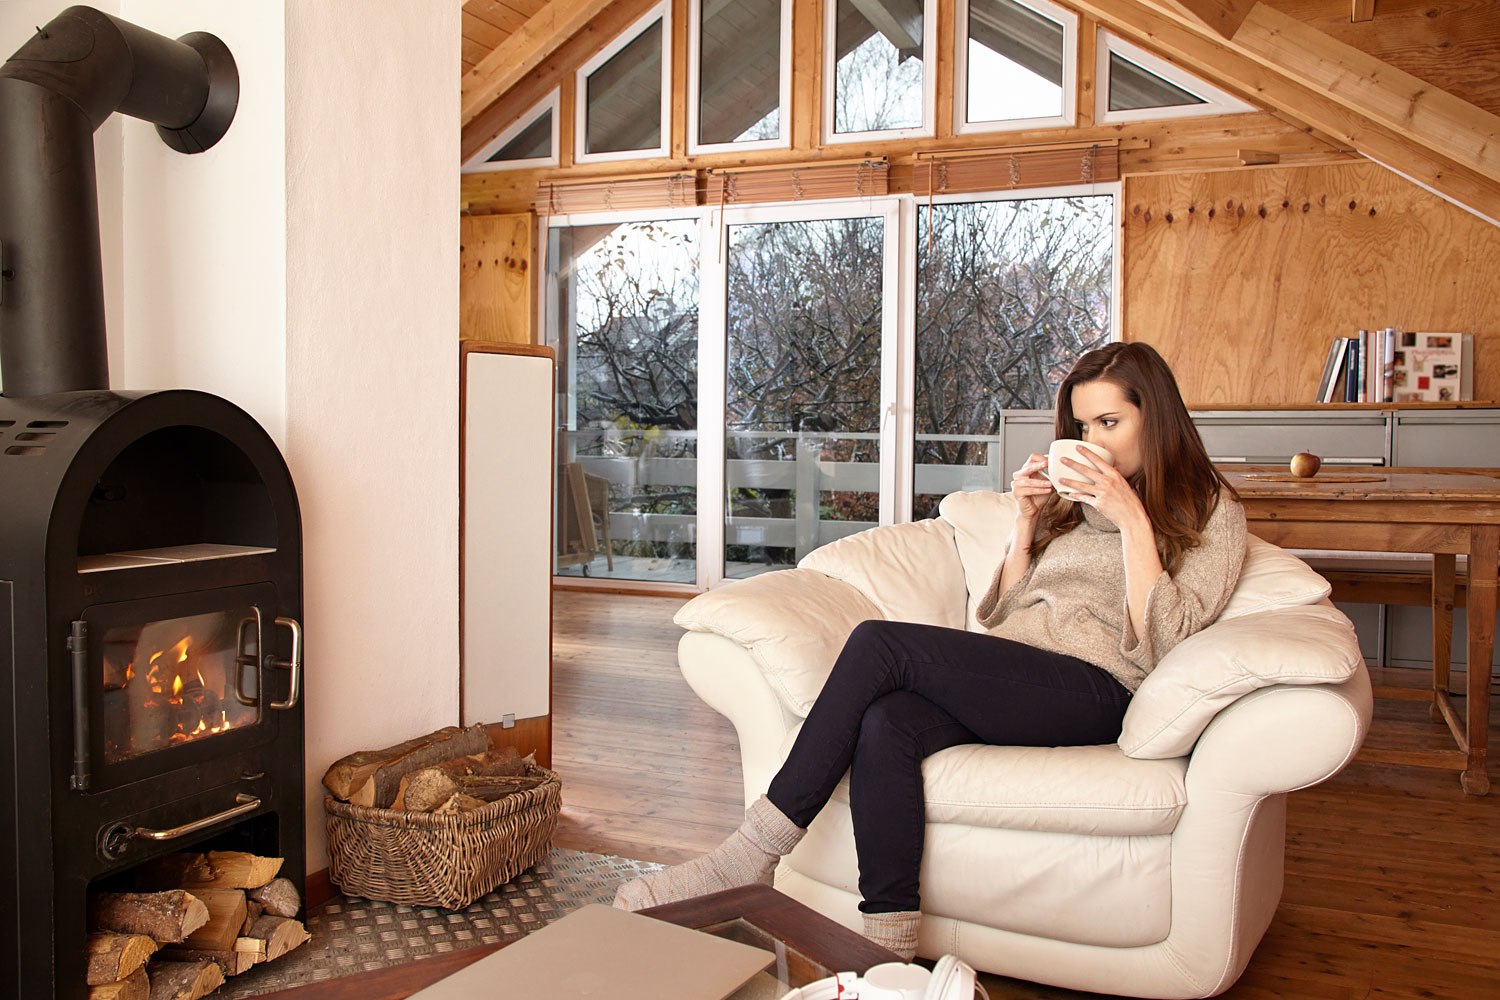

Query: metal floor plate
[[217, 849, 663, 998]]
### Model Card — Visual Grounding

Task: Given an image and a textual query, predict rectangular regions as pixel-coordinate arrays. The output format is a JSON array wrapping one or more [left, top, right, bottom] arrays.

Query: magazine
[[1391, 332, 1464, 403]]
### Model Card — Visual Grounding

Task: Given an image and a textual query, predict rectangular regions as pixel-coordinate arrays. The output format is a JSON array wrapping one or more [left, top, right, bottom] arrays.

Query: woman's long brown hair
[[1030, 342, 1237, 575]]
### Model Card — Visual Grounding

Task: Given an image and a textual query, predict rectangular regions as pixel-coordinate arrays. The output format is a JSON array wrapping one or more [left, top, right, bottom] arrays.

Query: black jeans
[[766, 620, 1132, 914]]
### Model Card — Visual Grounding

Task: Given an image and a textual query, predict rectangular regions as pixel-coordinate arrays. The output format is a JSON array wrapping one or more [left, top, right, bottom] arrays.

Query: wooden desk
[[1222, 468, 1499, 794]]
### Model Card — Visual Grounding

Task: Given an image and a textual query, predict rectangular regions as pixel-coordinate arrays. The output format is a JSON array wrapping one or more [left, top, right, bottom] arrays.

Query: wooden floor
[[551, 589, 1500, 1000]]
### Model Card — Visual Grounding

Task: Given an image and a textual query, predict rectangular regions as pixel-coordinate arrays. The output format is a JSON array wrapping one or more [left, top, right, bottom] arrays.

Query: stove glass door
[[99, 605, 263, 765]]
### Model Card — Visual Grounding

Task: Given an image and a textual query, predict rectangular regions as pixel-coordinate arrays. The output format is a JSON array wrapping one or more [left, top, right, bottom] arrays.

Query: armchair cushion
[[799, 519, 969, 630], [1119, 604, 1364, 759], [674, 568, 882, 716], [1217, 533, 1332, 619]]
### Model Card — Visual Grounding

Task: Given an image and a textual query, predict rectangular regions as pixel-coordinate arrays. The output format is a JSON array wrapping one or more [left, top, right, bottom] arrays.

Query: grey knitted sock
[[863, 910, 920, 961], [613, 796, 804, 910]]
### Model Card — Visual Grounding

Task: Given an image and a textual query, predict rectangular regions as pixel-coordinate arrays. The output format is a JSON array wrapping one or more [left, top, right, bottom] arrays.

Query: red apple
[[1290, 451, 1321, 477]]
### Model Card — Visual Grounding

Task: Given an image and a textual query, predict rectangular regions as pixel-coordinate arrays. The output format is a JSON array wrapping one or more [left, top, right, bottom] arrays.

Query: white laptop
[[407, 903, 777, 1000]]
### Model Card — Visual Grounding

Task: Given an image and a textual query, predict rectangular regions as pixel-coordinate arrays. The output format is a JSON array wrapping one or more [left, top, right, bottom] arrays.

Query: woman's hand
[[1055, 448, 1149, 531], [1010, 452, 1054, 522]]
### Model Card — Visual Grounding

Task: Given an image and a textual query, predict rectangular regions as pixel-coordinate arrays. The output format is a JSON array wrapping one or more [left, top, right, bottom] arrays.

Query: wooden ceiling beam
[[1067, 0, 1500, 225], [462, 0, 619, 128], [1225, 4, 1500, 187], [1161, 0, 1257, 39]]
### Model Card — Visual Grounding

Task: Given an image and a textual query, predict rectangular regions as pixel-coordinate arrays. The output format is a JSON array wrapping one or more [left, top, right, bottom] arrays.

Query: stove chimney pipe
[[0, 5, 237, 397]]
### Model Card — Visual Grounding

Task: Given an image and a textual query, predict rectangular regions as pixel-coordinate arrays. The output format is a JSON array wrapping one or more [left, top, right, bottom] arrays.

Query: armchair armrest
[[674, 567, 882, 717], [1121, 604, 1366, 759]]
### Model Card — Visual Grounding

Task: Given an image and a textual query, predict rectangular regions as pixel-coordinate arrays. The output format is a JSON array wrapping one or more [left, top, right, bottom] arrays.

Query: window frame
[[687, 0, 794, 155], [573, 0, 674, 165], [954, 0, 1078, 135], [822, 0, 939, 145], [462, 89, 560, 174], [1095, 31, 1254, 124]]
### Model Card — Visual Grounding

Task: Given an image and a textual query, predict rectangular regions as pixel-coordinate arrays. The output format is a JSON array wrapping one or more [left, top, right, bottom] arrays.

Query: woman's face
[[1069, 379, 1144, 478]]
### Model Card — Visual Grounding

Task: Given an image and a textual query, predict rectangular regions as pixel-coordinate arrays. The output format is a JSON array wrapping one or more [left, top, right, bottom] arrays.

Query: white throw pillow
[[799, 519, 969, 630], [1218, 533, 1332, 620], [936, 490, 1019, 630], [1119, 603, 1363, 758]]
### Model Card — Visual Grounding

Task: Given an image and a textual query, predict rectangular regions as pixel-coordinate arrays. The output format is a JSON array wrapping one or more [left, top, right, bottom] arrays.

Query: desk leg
[[1462, 526, 1497, 796], [1432, 554, 1456, 722]]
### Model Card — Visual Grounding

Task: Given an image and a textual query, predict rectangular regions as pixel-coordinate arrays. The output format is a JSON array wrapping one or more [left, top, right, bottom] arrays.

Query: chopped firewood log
[[240, 899, 264, 935], [193, 851, 283, 889], [247, 877, 301, 918], [86, 933, 158, 985], [181, 889, 247, 952], [233, 937, 267, 963], [396, 747, 524, 811], [88, 967, 148, 1000], [145, 960, 224, 1000], [131, 853, 214, 891], [90, 891, 209, 943], [323, 724, 489, 806], [432, 792, 489, 815], [158, 945, 257, 977], [245, 915, 310, 961]]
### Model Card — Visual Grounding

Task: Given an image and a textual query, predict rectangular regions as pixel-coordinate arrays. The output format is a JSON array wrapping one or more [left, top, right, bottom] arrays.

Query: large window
[[545, 220, 700, 583], [913, 195, 1114, 516], [723, 215, 887, 578], [543, 189, 1114, 588]]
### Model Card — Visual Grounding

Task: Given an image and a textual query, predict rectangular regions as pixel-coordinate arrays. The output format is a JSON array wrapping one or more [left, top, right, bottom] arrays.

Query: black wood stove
[[1, 8, 304, 998]]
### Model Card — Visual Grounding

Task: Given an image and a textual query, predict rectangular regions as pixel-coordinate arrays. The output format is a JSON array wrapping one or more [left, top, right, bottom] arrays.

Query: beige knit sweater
[[975, 491, 1247, 692]]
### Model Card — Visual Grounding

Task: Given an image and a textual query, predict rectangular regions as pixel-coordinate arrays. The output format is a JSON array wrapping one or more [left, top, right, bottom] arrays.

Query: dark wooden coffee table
[[260, 883, 899, 1000], [640, 883, 903, 993]]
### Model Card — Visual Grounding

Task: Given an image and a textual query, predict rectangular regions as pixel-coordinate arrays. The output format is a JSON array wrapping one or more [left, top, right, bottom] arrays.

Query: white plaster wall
[[284, 0, 460, 871], [0, 1, 124, 382], [118, 0, 287, 443]]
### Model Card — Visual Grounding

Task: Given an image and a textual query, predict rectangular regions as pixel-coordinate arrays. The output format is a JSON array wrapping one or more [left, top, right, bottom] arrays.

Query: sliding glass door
[[706, 201, 901, 583]]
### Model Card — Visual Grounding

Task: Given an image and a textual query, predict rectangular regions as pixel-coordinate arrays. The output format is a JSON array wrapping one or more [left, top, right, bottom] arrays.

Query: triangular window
[[1096, 33, 1252, 123], [576, 2, 672, 164], [463, 91, 559, 173]]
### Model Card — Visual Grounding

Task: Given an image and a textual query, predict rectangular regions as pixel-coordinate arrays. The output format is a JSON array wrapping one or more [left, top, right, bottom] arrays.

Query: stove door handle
[[134, 793, 261, 842], [269, 616, 302, 710]]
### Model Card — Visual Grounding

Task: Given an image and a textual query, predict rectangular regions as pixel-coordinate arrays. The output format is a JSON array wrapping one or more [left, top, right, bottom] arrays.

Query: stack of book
[[1315, 330, 1475, 403]]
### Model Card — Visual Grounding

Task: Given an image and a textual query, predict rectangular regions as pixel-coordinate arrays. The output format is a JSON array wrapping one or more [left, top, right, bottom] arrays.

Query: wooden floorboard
[[548, 590, 1500, 1000]]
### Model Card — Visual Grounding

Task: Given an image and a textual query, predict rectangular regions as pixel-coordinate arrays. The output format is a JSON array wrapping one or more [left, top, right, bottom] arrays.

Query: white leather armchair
[[674, 491, 1372, 999]]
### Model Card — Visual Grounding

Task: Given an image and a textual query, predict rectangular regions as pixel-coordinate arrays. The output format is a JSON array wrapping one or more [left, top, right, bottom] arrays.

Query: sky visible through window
[[967, 38, 1063, 122]]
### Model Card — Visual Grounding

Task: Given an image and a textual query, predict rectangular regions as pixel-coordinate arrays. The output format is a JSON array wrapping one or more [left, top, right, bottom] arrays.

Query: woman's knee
[[855, 692, 928, 750]]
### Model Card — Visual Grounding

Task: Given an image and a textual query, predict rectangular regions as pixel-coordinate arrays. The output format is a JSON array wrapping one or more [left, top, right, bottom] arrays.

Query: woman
[[613, 342, 1247, 961]]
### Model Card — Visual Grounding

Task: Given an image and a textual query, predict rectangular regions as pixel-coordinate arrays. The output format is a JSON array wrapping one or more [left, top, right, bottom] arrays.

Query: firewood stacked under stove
[[84, 851, 308, 1000]]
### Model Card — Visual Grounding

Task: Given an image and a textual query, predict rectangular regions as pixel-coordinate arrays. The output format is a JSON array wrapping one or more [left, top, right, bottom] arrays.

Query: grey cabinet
[[1190, 410, 1388, 466]]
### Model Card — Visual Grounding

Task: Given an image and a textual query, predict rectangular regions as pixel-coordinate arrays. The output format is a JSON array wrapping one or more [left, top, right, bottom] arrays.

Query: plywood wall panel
[[460, 212, 535, 344], [1122, 161, 1500, 406]]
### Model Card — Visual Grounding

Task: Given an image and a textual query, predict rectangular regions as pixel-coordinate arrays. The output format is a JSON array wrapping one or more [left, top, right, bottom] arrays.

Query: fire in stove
[[101, 611, 261, 765]]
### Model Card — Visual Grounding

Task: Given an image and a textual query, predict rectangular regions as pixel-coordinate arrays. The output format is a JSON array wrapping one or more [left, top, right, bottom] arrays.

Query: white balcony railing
[[564, 427, 1009, 562]]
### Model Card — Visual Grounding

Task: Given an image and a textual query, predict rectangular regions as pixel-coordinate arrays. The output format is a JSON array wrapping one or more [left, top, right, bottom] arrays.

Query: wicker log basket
[[324, 762, 561, 909]]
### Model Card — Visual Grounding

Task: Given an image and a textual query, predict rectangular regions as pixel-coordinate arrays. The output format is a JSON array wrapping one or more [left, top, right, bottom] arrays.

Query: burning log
[[88, 968, 148, 1000], [244, 915, 310, 961], [248, 876, 301, 918], [144, 960, 224, 1000], [90, 891, 209, 943], [180, 889, 247, 952], [86, 933, 158, 985], [323, 724, 490, 807]]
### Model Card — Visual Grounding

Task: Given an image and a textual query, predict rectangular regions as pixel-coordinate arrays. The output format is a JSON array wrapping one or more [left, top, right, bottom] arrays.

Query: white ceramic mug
[[1043, 439, 1114, 501]]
